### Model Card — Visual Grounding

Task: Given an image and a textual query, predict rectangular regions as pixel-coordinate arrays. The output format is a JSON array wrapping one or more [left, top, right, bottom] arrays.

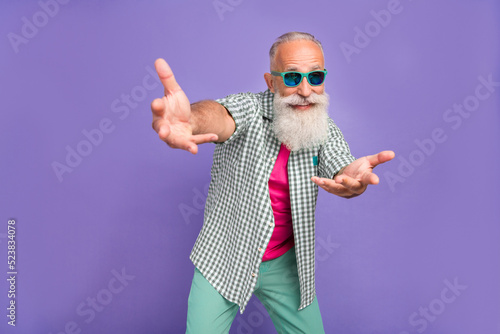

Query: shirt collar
[[262, 89, 275, 121]]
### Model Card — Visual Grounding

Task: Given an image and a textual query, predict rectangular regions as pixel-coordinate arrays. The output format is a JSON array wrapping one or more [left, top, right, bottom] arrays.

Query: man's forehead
[[274, 40, 324, 69]]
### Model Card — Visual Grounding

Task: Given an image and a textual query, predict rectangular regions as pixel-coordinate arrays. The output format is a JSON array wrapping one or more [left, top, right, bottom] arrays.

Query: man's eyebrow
[[285, 65, 322, 72]]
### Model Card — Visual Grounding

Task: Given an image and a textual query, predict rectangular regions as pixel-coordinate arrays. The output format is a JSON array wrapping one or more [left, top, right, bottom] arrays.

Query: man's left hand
[[311, 150, 395, 198]]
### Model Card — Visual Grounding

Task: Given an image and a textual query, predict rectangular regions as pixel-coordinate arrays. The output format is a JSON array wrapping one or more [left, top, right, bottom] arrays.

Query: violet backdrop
[[1, 0, 499, 333]]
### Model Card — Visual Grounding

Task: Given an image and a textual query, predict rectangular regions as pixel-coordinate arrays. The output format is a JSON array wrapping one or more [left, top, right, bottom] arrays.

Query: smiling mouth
[[291, 103, 313, 110]]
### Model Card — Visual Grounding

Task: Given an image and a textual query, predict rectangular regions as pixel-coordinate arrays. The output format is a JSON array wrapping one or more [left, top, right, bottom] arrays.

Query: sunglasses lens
[[308, 71, 325, 85], [283, 72, 302, 87]]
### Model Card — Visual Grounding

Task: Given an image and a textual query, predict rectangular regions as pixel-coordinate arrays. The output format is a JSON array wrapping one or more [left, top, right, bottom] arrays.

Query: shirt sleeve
[[317, 119, 356, 179], [215, 92, 260, 144]]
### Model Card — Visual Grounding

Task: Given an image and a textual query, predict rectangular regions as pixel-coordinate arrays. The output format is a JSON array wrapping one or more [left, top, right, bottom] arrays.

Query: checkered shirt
[[189, 89, 355, 313]]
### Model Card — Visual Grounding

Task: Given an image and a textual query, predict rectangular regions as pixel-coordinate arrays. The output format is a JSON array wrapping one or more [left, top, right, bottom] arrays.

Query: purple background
[[1, 0, 499, 333]]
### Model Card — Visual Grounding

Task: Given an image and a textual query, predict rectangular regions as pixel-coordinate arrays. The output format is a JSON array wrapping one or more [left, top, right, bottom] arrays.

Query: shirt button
[[269, 222, 274, 227], [258, 247, 263, 252], [251, 272, 257, 277]]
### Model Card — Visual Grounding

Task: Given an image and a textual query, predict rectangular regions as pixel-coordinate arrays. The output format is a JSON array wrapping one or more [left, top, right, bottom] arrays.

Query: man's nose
[[297, 77, 312, 97]]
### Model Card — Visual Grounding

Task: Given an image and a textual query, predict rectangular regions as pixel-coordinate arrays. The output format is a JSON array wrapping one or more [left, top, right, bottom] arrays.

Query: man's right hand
[[151, 58, 219, 154]]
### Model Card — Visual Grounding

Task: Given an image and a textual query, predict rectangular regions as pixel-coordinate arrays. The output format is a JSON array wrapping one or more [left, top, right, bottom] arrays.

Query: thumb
[[366, 150, 395, 167], [154, 58, 182, 96]]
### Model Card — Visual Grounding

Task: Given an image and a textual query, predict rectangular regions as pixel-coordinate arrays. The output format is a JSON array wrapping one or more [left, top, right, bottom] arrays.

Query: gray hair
[[269, 32, 323, 69]]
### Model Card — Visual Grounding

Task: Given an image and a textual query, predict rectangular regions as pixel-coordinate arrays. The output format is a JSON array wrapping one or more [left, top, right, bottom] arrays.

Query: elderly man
[[151, 32, 394, 333]]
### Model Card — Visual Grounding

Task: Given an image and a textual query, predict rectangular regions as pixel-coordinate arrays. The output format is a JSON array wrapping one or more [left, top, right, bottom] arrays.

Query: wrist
[[189, 102, 202, 135], [334, 166, 347, 178]]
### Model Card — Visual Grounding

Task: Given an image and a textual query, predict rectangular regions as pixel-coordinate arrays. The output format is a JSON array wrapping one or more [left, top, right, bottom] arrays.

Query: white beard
[[272, 91, 330, 152]]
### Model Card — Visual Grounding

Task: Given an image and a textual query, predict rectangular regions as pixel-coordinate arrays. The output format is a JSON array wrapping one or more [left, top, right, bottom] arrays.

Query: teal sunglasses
[[271, 69, 327, 87]]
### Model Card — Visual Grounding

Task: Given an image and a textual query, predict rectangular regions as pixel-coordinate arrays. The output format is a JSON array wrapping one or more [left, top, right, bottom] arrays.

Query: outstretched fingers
[[362, 172, 379, 185], [151, 98, 165, 117], [337, 171, 379, 187], [151, 98, 170, 138], [311, 174, 375, 197], [160, 133, 218, 155], [335, 175, 365, 193], [311, 177, 347, 195]]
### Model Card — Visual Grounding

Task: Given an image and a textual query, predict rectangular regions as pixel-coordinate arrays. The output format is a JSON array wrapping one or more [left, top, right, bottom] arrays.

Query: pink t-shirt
[[262, 143, 294, 262]]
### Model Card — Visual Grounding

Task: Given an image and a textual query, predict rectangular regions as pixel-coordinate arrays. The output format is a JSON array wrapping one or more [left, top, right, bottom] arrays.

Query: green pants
[[186, 247, 325, 333]]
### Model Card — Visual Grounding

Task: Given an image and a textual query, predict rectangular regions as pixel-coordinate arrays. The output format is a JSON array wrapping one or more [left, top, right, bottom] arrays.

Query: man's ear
[[264, 73, 275, 93]]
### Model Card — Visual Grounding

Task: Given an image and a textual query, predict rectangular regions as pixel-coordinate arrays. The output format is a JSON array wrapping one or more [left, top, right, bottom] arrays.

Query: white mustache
[[276, 92, 328, 106]]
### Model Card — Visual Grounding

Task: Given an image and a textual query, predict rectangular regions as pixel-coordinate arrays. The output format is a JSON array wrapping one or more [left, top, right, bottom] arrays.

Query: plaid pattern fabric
[[189, 89, 355, 313]]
